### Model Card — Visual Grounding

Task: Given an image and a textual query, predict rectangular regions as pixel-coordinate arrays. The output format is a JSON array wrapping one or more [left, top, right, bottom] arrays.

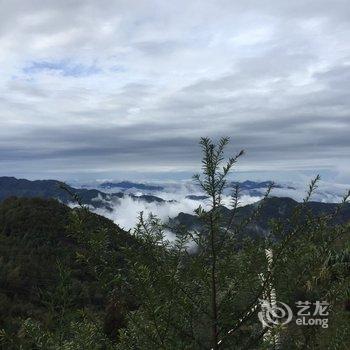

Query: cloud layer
[[0, 0, 349, 181]]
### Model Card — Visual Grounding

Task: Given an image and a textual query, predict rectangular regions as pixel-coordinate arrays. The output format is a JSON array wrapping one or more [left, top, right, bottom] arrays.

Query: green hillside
[[0, 197, 135, 347]]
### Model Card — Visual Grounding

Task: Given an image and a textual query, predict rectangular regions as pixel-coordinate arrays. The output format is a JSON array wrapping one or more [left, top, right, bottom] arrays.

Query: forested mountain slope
[[0, 197, 135, 341], [171, 196, 350, 236]]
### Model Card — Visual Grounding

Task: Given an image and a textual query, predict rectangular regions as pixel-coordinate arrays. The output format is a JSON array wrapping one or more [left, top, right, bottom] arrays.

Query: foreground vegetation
[[0, 138, 349, 349]]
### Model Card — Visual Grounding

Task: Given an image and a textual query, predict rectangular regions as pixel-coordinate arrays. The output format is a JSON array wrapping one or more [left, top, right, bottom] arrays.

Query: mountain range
[[170, 196, 350, 238], [0, 177, 168, 211], [99, 181, 164, 191], [1, 176, 349, 235]]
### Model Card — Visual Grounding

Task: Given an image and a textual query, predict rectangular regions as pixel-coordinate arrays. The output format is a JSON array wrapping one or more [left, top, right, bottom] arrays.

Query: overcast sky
[[0, 0, 349, 182]]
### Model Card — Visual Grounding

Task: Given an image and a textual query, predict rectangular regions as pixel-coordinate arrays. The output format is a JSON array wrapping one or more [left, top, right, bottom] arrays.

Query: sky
[[0, 0, 349, 183]]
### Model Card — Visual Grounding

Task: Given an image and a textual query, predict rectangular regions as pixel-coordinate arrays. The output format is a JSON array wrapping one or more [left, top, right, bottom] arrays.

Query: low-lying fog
[[71, 180, 349, 231]]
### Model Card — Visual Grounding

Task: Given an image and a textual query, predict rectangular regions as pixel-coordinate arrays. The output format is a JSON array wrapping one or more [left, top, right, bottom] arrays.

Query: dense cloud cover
[[0, 0, 349, 182], [80, 179, 349, 230]]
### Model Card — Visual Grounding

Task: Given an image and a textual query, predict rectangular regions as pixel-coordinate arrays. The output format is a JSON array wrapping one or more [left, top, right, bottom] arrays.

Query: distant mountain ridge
[[0, 177, 167, 211], [184, 181, 296, 200], [186, 195, 209, 200], [230, 180, 295, 190], [227, 180, 296, 197], [100, 181, 164, 191], [99, 180, 295, 197]]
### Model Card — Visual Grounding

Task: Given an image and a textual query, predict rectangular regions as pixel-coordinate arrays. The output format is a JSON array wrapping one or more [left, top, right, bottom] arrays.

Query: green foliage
[[20, 314, 112, 350], [0, 197, 133, 348], [114, 138, 350, 349], [0, 138, 349, 349]]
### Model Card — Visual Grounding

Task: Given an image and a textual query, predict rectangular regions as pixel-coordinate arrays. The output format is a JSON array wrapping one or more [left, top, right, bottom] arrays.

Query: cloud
[[92, 182, 263, 230], [80, 177, 349, 231], [0, 0, 349, 182]]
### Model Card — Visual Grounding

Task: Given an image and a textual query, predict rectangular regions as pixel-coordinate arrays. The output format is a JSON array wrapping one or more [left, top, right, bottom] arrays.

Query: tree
[[114, 137, 350, 349]]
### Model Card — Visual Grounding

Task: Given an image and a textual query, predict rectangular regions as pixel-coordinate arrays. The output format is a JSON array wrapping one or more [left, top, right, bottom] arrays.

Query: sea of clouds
[[71, 179, 349, 231]]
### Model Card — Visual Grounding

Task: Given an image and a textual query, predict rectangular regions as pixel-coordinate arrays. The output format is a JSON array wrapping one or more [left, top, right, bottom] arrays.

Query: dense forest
[[0, 197, 137, 348]]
